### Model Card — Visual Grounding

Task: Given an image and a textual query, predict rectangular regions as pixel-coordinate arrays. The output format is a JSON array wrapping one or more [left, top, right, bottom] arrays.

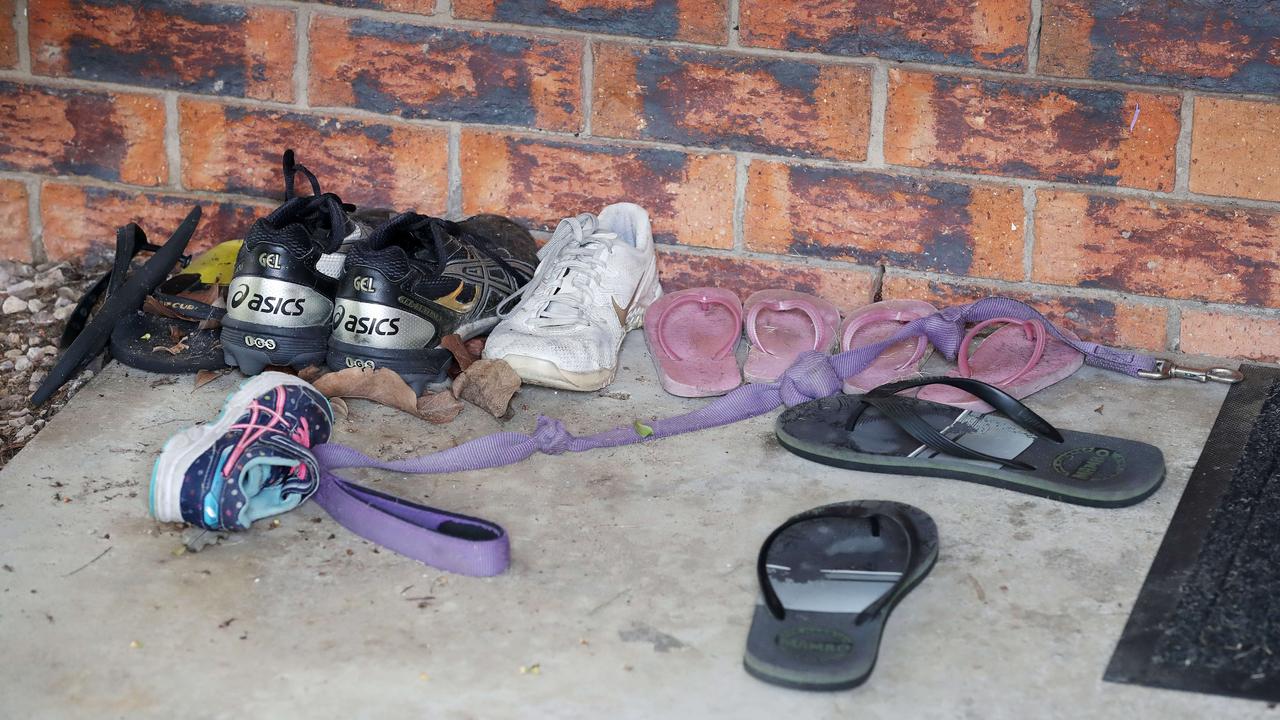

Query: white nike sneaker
[[483, 203, 663, 391]]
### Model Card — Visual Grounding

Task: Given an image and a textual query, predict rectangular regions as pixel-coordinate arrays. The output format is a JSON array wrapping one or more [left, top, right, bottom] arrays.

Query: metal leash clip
[[1137, 359, 1243, 384]]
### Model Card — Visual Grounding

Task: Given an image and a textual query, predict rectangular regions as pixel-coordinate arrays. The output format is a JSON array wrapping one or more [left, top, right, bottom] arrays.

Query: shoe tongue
[[539, 230, 618, 318]]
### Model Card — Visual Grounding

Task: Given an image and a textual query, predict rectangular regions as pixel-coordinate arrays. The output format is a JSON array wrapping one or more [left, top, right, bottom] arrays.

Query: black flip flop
[[743, 500, 938, 691], [32, 207, 200, 406], [777, 377, 1165, 508]]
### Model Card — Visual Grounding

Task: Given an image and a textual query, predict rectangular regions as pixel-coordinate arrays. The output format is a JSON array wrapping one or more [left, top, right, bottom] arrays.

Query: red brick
[[0, 180, 30, 262], [30, 0, 295, 101], [0, 0, 16, 68], [1040, 0, 1280, 94], [885, 70, 1179, 191], [0, 82, 167, 186], [658, 251, 875, 313], [309, 16, 582, 133], [1180, 309, 1280, 363], [740, 0, 1030, 70], [881, 273, 1168, 352], [593, 44, 870, 161], [460, 131, 735, 249], [744, 160, 1024, 280], [1190, 98, 1280, 203], [40, 183, 273, 262], [1032, 190, 1280, 307], [180, 100, 448, 212], [455, 0, 726, 44]]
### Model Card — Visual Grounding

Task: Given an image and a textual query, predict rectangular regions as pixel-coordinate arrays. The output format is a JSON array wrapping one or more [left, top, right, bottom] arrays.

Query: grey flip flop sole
[[743, 500, 938, 691], [777, 394, 1165, 508]]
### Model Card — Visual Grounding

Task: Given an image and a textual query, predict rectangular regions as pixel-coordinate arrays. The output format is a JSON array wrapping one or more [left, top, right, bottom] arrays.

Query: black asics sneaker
[[327, 212, 537, 391], [221, 151, 389, 374]]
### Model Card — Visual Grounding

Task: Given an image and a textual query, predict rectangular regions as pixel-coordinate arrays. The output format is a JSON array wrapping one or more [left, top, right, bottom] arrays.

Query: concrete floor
[[0, 336, 1272, 719]]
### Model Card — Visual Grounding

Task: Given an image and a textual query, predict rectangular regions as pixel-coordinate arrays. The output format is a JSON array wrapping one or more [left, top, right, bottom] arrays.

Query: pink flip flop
[[839, 300, 939, 394], [917, 317, 1085, 412], [742, 290, 841, 384], [644, 287, 743, 398]]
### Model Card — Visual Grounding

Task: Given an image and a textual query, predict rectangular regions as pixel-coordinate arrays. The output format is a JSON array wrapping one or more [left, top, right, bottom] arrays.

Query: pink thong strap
[[956, 317, 1047, 386]]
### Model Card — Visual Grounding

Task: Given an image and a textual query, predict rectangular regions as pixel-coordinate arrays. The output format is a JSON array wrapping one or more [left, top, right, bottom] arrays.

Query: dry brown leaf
[[452, 359, 521, 417], [196, 316, 221, 332], [297, 365, 327, 383], [329, 397, 348, 419], [439, 334, 477, 371], [151, 337, 190, 355], [464, 337, 485, 357], [313, 368, 420, 416], [417, 391, 463, 424], [194, 369, 227, 389]]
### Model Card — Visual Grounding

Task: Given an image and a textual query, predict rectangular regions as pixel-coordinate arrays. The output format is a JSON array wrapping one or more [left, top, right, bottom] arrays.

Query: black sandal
[[776, 376, 1165, 507], [743, 500, 938, 690]]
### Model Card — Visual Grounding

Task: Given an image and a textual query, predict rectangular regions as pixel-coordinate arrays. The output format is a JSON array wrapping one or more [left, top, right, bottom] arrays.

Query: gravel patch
[[1, 259, 106, 469]]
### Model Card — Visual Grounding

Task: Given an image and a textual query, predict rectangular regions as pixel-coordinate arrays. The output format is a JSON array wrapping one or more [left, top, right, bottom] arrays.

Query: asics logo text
[[230, 284, 306, 316], [342, 314, 400, 336], [244, 336, 277, 350]]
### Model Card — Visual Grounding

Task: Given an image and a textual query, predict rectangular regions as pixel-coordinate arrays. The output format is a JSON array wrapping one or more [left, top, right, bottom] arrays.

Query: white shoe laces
[[497, 214, 616, 329]]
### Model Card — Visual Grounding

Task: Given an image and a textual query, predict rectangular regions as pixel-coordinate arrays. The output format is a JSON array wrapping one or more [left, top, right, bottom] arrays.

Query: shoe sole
[[222, 319, 330, 375], [149, 372, 325, 524], [496, 261, 663, 392], [325, 316, 502, 394]]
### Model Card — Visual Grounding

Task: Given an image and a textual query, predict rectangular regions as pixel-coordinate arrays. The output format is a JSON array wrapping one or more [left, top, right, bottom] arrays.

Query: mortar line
[[732, 155, 747, 251], [581, 40, 594, 136], [84, 0, 1280, 104], [436, 0, 451, 17], [14, 0, 31, 73], [26, 177, 43, 263], [727, 0, 740, 48], [1021, 187, 1036, 281], [866, 62, 888, 167], [1026, 0, 1042, 75], [1174, 93, 1194, 195], [446, 123, 462, 218], [294, 6, 311, 106], [163, 93, 182, 189], [1166, 303, 1182, 352]]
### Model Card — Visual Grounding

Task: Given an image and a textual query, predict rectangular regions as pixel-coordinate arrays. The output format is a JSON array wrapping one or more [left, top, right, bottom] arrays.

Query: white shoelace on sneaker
[[497, 214, 619, 329]]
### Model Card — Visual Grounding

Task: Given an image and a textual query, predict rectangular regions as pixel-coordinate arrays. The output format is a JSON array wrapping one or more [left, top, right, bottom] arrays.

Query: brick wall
[[1, 0, 1278, 360]]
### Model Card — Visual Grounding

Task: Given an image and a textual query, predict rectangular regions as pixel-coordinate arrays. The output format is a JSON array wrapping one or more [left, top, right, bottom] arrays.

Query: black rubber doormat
[[1105, 364, 1280, 702]]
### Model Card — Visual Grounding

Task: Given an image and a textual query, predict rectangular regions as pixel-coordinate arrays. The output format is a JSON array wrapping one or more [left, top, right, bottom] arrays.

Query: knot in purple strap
[[918, 304, 972, 359], [777, 350, 843, 407], [532, 415, 574, 455]]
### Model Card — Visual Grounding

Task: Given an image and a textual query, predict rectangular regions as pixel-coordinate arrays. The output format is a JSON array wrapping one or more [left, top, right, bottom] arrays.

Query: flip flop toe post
[[743, 500, 938, 691]]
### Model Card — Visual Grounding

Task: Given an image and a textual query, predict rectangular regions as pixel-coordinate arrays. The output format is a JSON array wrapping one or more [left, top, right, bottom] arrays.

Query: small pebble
[[13, 357, 30, 372], [26, 299, 44, 313], [2, 296, 26, 314], [6, 280, 35, 299]]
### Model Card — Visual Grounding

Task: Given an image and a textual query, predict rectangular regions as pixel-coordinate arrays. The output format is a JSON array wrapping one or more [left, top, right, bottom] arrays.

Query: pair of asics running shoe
[[220, 151, 538, 392], [222, 151, 663, 393]]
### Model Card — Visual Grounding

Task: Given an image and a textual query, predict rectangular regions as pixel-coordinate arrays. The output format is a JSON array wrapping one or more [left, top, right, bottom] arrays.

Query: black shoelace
[[274, 149, 352, 252]]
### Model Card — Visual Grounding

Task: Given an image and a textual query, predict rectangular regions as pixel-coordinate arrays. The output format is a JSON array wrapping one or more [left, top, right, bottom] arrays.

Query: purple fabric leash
[[311, 296, 1159, 575]]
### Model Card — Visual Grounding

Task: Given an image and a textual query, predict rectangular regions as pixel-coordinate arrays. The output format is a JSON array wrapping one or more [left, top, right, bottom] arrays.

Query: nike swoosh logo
[[611, 286, 639, 327]]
